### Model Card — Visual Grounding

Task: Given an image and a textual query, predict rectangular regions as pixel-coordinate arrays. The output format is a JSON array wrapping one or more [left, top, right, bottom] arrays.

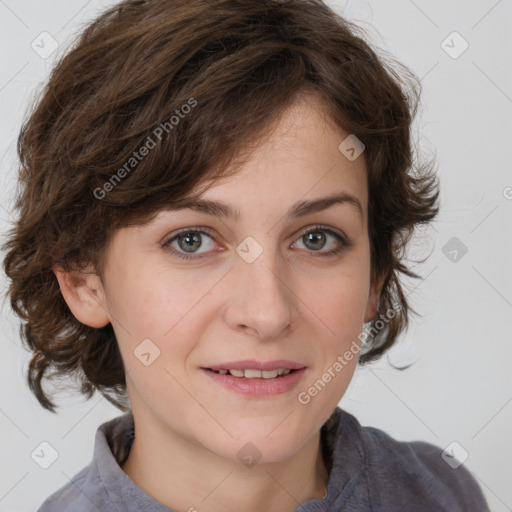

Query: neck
[[121, 415, 329, 512]]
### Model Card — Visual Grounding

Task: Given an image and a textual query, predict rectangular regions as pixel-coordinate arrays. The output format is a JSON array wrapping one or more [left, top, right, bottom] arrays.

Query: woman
[[2, 0, 490, 510]]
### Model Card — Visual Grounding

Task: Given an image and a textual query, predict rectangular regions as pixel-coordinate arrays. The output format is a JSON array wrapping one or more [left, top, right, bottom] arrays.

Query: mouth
[[200, 361, 307, 396], [205, 368, 298, 379]]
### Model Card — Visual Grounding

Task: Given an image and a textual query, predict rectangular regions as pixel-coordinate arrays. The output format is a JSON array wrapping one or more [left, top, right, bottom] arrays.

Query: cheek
[[106, 263, 201, 337], [112, 275, 224, 390], [301, 266, 370, 340]]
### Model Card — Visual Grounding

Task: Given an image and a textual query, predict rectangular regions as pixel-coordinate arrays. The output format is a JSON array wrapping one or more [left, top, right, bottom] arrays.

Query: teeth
[[244, 369, 262, 378], [218, 369, 293, 378]]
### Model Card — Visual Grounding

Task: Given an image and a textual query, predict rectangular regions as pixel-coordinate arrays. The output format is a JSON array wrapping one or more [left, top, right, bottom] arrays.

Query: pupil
[[305, 232, 325, 251], [179, 233, 201, 253]]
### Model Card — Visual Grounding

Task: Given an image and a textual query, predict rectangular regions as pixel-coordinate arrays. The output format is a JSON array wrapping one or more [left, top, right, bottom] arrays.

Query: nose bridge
[[245, 231, 290, 279]]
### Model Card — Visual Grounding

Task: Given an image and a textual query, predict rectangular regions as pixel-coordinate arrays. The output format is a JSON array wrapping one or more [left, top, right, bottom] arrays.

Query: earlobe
[[53, 264, 111, 328]]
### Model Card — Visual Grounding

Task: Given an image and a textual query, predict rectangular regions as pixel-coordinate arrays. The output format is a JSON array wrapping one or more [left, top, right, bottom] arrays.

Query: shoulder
[[324, 408, 490, 511], [358, 420, 490, 511], [36, 464, 106, 512], [37, 414, 133, 512]]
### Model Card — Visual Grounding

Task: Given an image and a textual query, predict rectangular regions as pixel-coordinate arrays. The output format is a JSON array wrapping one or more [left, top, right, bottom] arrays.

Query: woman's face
[[93, 93, 382, 463]]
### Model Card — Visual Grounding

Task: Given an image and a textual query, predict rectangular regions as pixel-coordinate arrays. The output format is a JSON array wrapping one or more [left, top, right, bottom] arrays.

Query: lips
[[201, 360, 307, 395]]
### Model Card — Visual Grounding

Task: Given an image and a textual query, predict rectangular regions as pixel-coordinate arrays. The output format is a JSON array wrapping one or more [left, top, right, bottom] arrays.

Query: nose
[[222, 242, 296, 341]]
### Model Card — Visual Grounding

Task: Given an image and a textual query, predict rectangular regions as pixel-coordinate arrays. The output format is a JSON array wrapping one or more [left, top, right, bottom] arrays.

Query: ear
[[53, 264, 111, 328], [363, 272, 386, 324]]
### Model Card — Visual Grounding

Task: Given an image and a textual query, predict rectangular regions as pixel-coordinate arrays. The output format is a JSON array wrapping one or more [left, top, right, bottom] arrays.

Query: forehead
[[164, 93, 367, 214], [162, 93, 368, 225]]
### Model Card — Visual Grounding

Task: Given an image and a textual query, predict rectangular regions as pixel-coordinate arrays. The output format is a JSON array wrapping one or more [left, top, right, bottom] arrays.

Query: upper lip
[[204, 360, 306, 371]]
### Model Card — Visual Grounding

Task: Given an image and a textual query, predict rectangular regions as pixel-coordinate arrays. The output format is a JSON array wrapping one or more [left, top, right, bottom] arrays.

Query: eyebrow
[[168, 192, 364, 222]]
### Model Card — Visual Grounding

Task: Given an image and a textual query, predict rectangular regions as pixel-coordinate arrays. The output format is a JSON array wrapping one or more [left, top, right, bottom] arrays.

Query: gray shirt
[[37, 406, 490, 511]]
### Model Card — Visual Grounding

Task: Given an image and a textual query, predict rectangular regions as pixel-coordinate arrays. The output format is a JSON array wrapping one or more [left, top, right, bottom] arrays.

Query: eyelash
[[162, 224, 351, 261]]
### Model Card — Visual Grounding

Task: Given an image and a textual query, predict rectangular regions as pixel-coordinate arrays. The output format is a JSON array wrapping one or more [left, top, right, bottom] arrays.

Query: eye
[[162, 224, 350, 261], [163, 227, 218, 260], [292, 224, 350, 256]]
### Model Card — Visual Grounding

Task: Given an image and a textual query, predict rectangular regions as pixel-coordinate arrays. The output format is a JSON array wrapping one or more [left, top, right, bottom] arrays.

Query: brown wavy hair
[[2, 0, 439, 413]]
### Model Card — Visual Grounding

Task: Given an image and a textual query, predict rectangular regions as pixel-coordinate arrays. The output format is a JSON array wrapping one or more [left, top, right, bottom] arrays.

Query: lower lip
[[201, 368, 306, 397]]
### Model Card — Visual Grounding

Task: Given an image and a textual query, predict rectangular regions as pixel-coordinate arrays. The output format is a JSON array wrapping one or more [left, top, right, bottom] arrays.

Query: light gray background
[[0, 1, 511, 511]]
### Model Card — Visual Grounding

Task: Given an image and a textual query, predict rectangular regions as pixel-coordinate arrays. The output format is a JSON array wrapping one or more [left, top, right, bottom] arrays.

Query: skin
[[54, 91, 384, 512]]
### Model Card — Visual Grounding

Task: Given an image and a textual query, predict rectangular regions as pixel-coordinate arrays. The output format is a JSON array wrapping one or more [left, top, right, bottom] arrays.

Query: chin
[[203, 421, 315, 465], [214, 439, 306, 466]]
